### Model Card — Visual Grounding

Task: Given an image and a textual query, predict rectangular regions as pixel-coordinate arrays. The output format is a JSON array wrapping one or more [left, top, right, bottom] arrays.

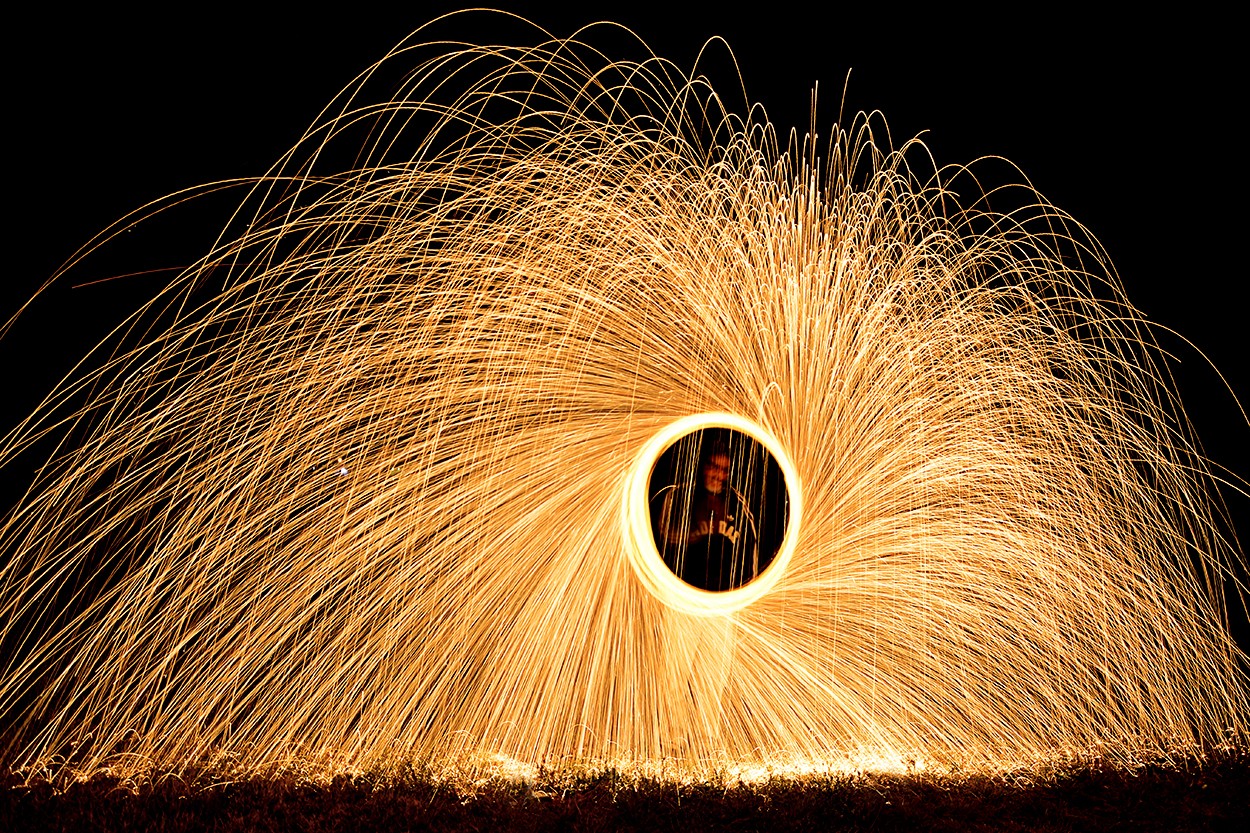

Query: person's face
[[701, 453, 730, 494]]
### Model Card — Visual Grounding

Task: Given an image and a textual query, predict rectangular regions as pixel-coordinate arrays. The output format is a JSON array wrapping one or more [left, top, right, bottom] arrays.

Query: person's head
[[700, 443, 731, 494]]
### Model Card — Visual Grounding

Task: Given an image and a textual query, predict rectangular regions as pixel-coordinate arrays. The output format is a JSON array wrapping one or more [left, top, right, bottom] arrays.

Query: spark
[[1, 17, 1247, 782]]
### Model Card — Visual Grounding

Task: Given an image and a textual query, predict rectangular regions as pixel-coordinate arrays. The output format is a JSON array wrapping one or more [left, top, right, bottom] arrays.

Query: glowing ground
[[4, 747, 1247, 833]]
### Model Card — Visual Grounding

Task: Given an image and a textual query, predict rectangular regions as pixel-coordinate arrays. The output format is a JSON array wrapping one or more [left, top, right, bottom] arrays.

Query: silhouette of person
[[652, 441, 758, 591]]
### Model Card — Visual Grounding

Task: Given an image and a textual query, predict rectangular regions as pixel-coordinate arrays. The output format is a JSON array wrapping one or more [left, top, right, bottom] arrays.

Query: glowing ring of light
[[623, 413, 801, 615]]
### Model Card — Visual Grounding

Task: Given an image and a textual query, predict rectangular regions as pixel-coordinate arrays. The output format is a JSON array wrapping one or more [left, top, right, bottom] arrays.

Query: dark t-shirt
[[652, 485, 758, 591]]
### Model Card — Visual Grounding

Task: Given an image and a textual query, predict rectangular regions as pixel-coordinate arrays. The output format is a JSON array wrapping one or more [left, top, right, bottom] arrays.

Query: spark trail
[[1, 17, 1247, 781]]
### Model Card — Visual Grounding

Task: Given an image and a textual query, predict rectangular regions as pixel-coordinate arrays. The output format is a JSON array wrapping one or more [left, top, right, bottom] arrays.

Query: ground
[[4, 749, 1247, 832]]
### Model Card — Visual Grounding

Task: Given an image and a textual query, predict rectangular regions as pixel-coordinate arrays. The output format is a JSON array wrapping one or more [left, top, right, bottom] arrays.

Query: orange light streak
[[1, 17, 1246, 782]]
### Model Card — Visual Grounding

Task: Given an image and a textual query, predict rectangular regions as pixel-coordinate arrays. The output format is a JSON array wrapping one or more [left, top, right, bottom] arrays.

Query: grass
[[3, 747, 1246, 832]]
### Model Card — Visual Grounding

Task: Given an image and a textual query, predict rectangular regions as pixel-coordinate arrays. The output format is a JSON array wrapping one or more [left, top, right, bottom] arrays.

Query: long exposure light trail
[[1, 17, 1246, 782]]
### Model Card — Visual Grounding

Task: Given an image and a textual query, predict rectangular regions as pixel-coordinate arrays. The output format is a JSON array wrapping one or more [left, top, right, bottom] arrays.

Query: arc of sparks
[[1, 15, 1247, 781]]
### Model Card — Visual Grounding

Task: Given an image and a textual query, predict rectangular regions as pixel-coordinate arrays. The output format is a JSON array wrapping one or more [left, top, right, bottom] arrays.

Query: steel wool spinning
[[1, 20, 1246, 780]]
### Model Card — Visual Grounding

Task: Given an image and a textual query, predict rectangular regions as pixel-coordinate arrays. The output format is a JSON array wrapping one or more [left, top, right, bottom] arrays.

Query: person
[[652, 441, 758, 591]]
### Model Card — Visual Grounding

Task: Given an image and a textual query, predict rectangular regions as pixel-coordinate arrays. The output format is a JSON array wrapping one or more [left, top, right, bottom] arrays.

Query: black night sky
[[6, 6, 1246, 625]]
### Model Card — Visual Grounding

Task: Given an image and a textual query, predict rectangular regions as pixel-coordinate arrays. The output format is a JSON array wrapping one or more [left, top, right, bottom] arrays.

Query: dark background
[[648, 428, 790, 590], [6, 6, 1245, 629]]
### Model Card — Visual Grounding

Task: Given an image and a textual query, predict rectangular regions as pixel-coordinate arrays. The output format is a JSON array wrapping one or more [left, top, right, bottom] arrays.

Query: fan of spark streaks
[[1, 19, 1247, 779]]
